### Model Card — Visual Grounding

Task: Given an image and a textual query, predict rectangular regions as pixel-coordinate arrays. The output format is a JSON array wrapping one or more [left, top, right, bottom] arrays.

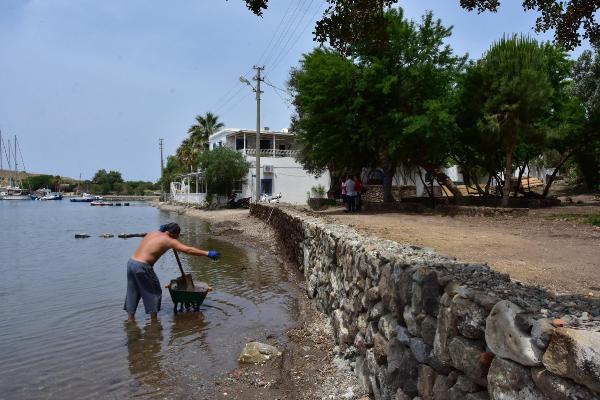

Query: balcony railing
[[241, 148, 298, 157]]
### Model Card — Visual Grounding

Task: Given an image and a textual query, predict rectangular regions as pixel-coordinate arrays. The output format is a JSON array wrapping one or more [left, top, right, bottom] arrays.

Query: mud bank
[[251, 203, 600, 400], [155, 202, 367, 400]]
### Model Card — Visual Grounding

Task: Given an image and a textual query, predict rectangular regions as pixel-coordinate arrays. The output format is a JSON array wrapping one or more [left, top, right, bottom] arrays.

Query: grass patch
[[547, 213, 600, 227], [585, 214, 600, 227]]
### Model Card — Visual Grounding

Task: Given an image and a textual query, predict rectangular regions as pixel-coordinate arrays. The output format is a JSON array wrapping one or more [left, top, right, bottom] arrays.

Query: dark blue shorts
[[124, 259, 162, 314]]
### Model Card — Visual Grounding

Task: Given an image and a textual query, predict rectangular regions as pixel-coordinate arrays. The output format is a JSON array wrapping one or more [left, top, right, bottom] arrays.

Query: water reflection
[[168, 312, 209, 347], [124, 320, 164, 394]]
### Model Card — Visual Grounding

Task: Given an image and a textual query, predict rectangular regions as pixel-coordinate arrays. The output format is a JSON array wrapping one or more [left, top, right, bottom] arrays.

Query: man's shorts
[[124, 259, 162, 314]]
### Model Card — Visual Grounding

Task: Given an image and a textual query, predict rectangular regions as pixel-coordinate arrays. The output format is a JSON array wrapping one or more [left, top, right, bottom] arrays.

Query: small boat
[[70, 193, 102, 202], [90, 201, 113, 206], [39, 192, 63, 201], [0, 188, 33, 200]]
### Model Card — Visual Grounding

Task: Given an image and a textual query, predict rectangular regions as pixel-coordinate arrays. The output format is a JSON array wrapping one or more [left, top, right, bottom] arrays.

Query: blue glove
[[207, 250, 220, 260]]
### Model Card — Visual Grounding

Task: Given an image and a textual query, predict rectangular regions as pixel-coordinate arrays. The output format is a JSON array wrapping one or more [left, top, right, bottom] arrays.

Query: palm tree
[[176, 138, 197, 172], [188, 112, 225, 151]]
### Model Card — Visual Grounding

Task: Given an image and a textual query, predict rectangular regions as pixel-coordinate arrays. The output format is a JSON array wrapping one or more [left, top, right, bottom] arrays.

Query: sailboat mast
[[14, 135, 18, 186]]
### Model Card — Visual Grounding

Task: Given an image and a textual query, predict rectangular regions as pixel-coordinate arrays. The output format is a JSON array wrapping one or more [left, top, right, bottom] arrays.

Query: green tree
[[92, 169, 124, 194], [460, 36, 555, 206], [569, 46, 600, 190], [197, 146, 250, 195], [187, 112, 224, 151], [158, 155, 186, 193], [176, 138, 198, 172], [290, 9, 465, 201]]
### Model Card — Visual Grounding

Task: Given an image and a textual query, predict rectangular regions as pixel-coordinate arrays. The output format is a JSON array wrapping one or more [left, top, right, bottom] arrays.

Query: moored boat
[[70, 193, 102, 202], [90, 201, 113, 206], [40, 192, 63, 201]]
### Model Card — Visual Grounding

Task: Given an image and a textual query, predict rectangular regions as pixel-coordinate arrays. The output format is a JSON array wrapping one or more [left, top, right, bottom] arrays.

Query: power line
[[260, 0, 309, 67], [269, 1, 324, 73], [255, 0, 296, 66], [210, 69, 253, 112]]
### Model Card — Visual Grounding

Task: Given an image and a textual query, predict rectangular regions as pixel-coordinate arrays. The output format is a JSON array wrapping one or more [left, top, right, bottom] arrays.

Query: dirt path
[[322, 205, 600, 298]]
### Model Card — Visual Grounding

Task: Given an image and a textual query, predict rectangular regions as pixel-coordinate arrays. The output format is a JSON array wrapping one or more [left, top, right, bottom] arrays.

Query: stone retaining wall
[[251, 203, 600, 400]]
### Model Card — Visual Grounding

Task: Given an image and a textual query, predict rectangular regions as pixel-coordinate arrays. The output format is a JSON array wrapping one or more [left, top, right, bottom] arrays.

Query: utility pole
[[159, 138, 165, 199], [240, 66, 264, 202], [253, 65, 264, 202]]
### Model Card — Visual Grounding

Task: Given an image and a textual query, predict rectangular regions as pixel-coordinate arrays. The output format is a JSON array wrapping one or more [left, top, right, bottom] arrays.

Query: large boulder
[[417, 364, 437, 399], [410, 337, 432, 364], [485, 300, 543, 366], [487, 357, 544, 400], [373, 333, 389, 365], [238, 342, 282, 364], [433, 298, 458, 367], [387, 338, 419, 397], [448, 337, 489, 386], [531, 367, 597, 400], [542, 328, 600, 393], [531, 318, 554, 350], [452, 296, 487, 340], [379, 314, 401, 341], [332, 309, 351, 346]]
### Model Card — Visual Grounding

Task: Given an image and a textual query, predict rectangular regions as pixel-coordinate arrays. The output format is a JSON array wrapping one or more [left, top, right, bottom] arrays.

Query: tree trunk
[[418, 169, 432, 198], [501, 147, 514, 207], [418, 161, 463, 202], [514, 160, 527, 198], [382, 165, 396, 202], [542, 150, 576, 198]]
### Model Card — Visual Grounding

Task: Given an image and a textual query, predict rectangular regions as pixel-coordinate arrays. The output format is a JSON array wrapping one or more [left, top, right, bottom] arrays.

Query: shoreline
[[154, 201, 366, 400]]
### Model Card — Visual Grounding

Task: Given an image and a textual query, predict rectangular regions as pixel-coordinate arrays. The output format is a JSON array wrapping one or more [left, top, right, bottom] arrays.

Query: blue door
[[261, 179, 273, 195]]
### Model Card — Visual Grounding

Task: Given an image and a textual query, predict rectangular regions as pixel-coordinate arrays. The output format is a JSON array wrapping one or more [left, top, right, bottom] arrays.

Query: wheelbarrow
[[165, 250, 212, 314]]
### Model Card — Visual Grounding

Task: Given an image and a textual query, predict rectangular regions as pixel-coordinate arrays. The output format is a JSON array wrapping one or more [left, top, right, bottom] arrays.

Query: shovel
[[173, 249, 195, 289]]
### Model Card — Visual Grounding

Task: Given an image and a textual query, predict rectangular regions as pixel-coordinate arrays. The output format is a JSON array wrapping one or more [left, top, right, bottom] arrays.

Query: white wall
[[242, 155, 330, 205]]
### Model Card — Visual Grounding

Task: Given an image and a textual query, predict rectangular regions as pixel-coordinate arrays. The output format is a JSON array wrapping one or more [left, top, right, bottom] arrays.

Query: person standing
[[354, 175, 363, 211], [341, 176, 347, 209], [124, 222, 220, 321], [345, 176, 356, 212]]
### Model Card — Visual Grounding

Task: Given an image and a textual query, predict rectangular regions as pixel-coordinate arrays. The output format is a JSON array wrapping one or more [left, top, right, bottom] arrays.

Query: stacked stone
[[251, 204, 600, 400]]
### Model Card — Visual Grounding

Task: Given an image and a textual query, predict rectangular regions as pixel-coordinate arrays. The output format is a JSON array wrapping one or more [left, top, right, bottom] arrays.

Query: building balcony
[[240, 148, 298, 158]]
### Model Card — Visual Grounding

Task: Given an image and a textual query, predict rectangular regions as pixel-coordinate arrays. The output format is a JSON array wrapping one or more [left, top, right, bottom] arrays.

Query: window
[[260, 179, 273, 195], [233, 180, 243, 193], [218, 141, 223, 147], [278, 144, 286, 150], [260, 139, 272, 150], [212, 143, 217, 149], [236, 138, 245, 150]]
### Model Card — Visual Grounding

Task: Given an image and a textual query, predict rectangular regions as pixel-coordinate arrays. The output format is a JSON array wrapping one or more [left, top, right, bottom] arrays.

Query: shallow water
[[0, 201, 294, 399]]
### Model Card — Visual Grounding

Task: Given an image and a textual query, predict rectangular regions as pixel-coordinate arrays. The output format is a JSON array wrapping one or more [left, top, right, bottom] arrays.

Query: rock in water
[[485, 300, 543, 366], [238, 342, 282, 364], [74, 233, 90, 239], [100, 233, 114, 238]]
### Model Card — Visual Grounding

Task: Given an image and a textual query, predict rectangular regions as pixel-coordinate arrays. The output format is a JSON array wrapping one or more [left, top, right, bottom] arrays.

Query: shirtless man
[[124, 222, 219, 321]]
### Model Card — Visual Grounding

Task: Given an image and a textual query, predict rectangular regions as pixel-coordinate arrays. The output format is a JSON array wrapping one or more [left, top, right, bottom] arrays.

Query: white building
[[208, 128, 329, 204], [170, 128, 329, 205]]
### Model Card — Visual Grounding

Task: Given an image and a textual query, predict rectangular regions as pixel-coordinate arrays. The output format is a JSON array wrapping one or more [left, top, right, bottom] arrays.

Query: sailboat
[[0, 131, 32, 200]]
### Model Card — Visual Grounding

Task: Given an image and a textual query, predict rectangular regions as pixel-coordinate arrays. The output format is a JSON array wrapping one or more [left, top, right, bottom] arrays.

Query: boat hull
[[0, 195, 33, 200]]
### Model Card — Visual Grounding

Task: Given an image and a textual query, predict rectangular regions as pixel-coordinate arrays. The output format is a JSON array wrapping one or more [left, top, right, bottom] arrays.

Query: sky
[[0, 0, 591, 181]]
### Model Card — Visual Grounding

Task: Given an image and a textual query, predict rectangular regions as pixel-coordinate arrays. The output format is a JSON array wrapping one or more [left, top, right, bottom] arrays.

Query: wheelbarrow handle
[[173, 249, 186, 277]]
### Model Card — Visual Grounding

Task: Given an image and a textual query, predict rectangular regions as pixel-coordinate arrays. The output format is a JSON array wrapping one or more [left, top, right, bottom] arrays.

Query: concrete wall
[[251, 204, 600, 400]]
